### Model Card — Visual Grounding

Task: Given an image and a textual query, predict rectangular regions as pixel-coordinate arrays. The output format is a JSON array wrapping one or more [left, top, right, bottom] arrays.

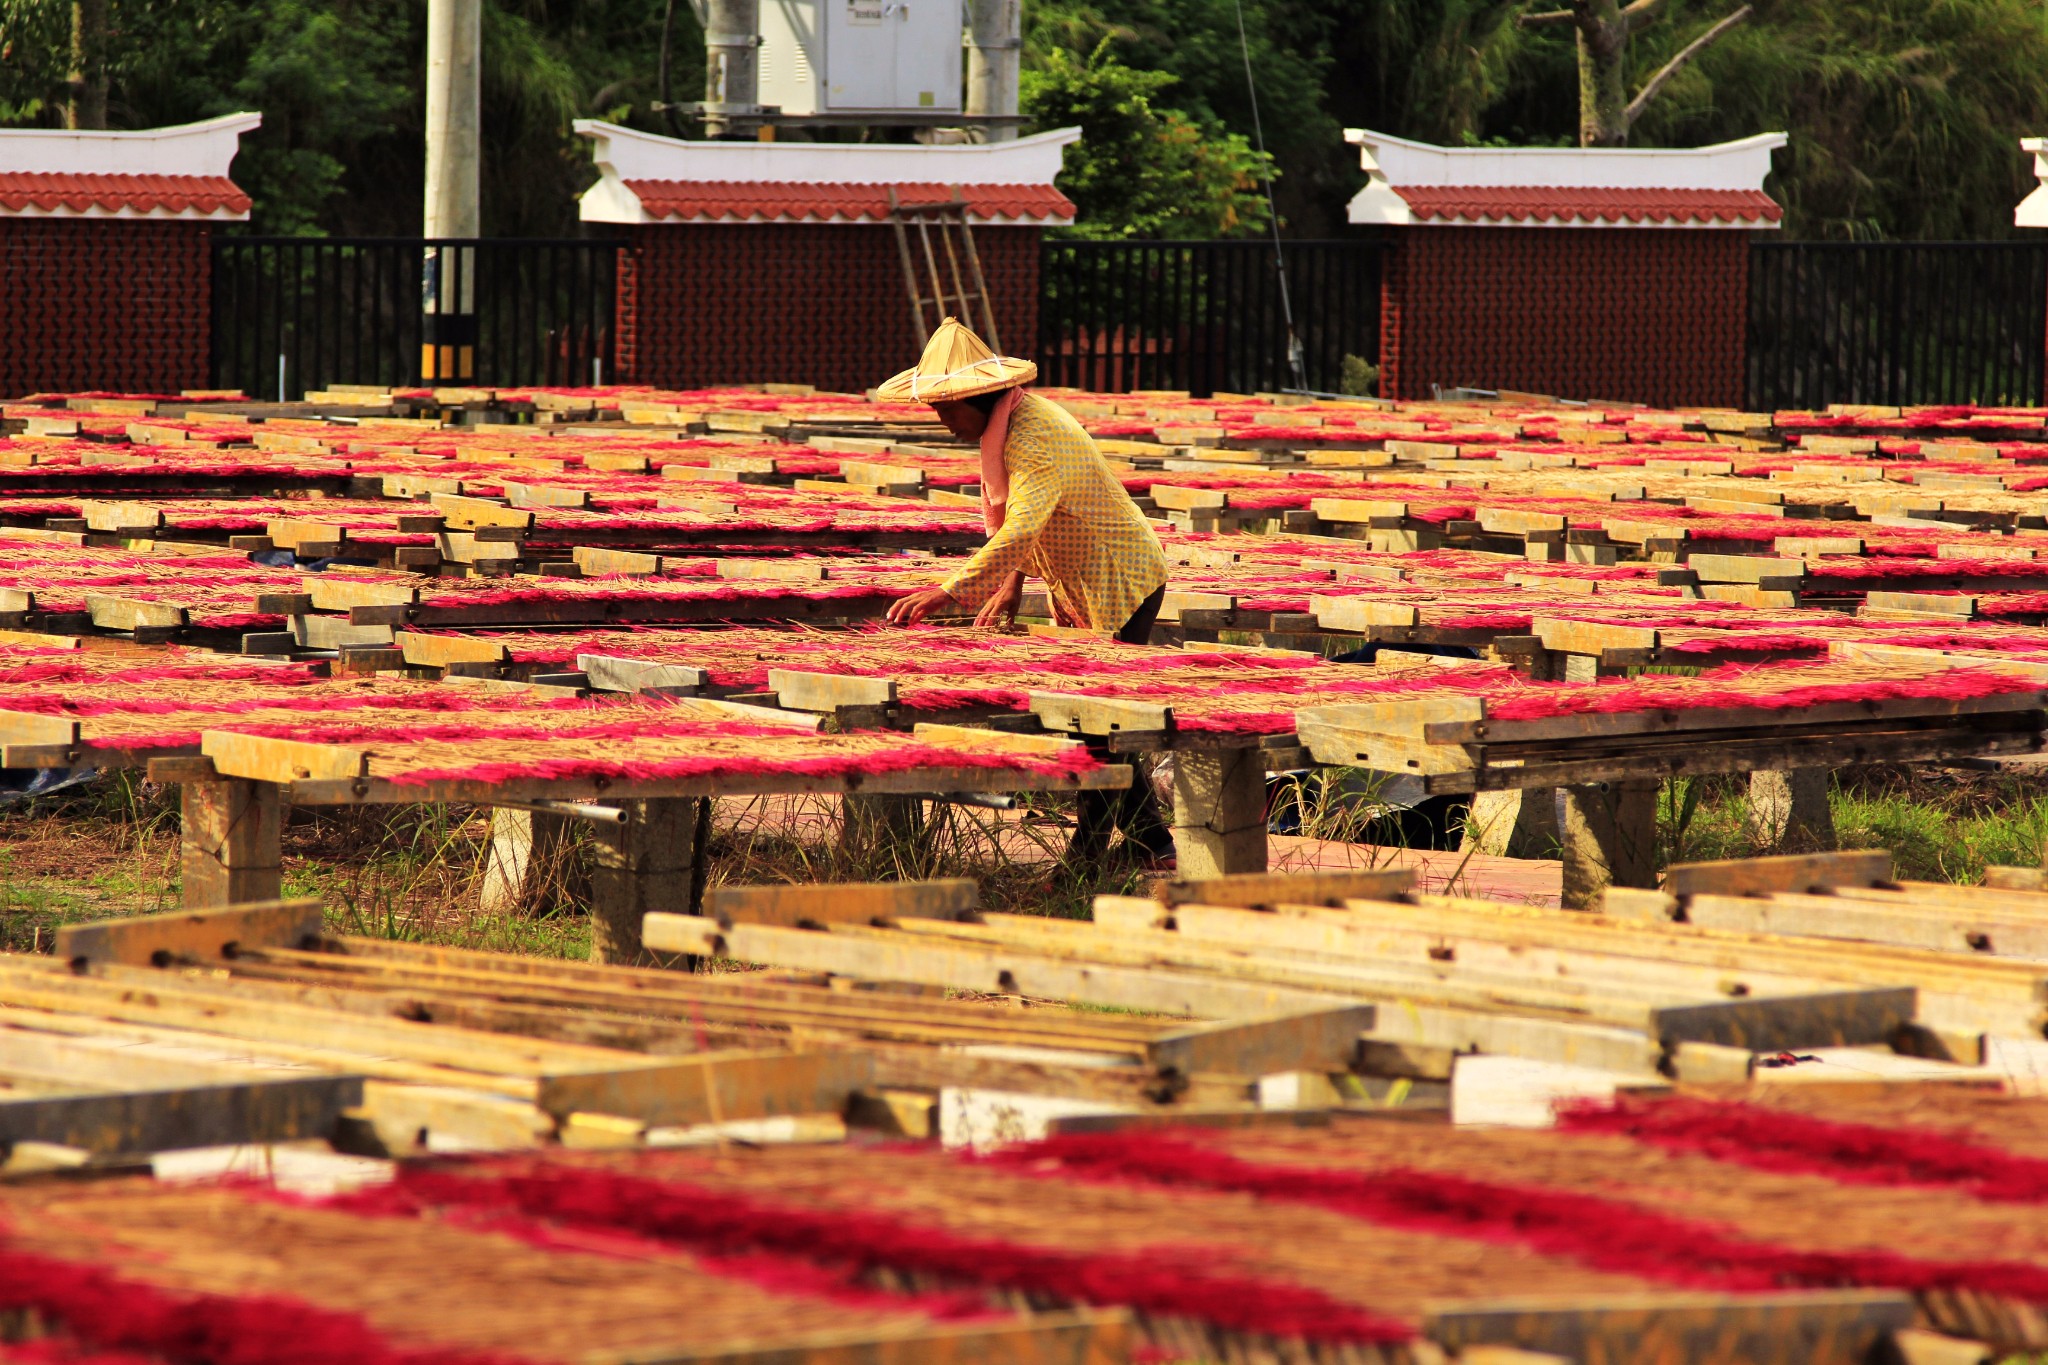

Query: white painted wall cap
[[2020, 136, 2048, 229], [573, 120, 1081, 187], [0, 113, 261, 178], [1343, 127, 1785, 192]]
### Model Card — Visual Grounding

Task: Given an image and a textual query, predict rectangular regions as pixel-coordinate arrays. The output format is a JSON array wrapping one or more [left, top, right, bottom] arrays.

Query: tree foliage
[[1022, 42, 1273, 239], [0, 0, 691, 236], [0, 0, 2042, 241]]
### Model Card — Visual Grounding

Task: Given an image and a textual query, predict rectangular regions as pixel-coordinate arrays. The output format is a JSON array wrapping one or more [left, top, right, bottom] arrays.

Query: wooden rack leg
[[1559, 778, 1658, 910], [1748, 768, 1835, 851], [1172, 749, 1269, 878], [181, 778, 282, 909], [1462, 788, 1560, 859], [589, 797, 700, 965]]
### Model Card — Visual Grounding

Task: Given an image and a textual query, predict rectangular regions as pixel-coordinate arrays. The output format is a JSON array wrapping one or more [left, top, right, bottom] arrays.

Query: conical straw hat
[[876, 317, 1037, 403]]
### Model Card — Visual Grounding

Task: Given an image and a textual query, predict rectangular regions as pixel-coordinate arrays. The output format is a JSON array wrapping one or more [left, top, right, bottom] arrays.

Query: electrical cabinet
[[758, 0, 963, 116]]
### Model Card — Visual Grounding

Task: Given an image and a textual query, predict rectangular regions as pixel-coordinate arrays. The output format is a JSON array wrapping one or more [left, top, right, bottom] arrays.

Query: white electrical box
[[758, 0, 963, 116]]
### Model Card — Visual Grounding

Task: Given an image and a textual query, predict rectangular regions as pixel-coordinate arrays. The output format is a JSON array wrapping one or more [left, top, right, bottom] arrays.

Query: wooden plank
[[706, 878, 978, 928], [607, 1309, 1130, 1365], [1683, 890, 2048, 957], [1144, 1006, 1374, 1076], [577, 653, 706, 693], [1686, 552, 1805, 584], [1423, 1290, 1915, 1365], [716, 560, 828, 581], [77, 499, 163, 533], [1863, 591, 1978, 618], [1030, 692, 1173, 736], [396, 631, 509, 668], [202, 731, 369, 784], [353, 1079, 553, 1151], [1311, 596, 1421, 631], [178, 777, 283, 909], [0, 1026, 296, 1091], [770, 668, 896, 711], [534, 1049, 873, 1127], [571, 546, 665, 576], [86, 595, 185, 631], [641, 918, 1349, 1018], [0, 962, 657, 1082], [54, 900, 323, 968], [1157, 868, 1415, 909], [0, 710, 80, 748], [1665, 850, 1894, 898], [0, 1073, 363, 1155], [1888, 1328, 1994, 1365], [1531, 618, 1658, 658], [304, 576, 420, 611], [429, 492, 535, 531], [1648, 986, 1916, 1052]]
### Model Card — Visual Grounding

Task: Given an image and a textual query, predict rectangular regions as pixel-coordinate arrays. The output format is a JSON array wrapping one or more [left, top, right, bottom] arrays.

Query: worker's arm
[[937, 441, 1060, 607]]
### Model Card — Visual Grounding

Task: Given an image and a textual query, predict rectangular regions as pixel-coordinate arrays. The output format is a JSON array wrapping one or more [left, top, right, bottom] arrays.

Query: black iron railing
[[210, 237, 626, 399], [1748, 240, 2048, 411], [1037, 239, 1386, 397]]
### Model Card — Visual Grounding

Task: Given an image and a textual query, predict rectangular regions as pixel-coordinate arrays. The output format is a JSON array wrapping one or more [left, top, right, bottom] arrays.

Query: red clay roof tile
[[0, 172, 251, 217], [625, 180, 1075, 224], [1398, 186, 1781, 227]]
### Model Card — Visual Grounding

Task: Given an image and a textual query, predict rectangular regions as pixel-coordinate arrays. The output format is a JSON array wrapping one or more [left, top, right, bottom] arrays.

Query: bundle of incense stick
[[0, 1179, 1063, 1365], [306, 1142, 1648, 1362], [362, 1089, 2048, 1352], [1009, 1112, 2048, 1345], [474, 620, 1407, 686], [25, 687, 1104, 787]]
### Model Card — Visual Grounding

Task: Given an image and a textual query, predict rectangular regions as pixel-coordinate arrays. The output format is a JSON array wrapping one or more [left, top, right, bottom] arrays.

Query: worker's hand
[[885, 584, 958, 627], [974, 571, 1026, 629]]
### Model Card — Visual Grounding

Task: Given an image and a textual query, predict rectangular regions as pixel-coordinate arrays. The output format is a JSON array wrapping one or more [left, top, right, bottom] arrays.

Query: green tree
[[1025, 0, 1341, 231], [0, 0, 687, 236], [1023, 41, 1274, 239], [1630, 0, 2048, 239]]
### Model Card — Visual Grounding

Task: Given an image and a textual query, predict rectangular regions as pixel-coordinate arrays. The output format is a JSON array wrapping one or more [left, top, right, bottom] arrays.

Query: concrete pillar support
[[1560, 778, 1659, 910], [589, 797, 702, 965], [1463, 787, 1561, 860], [478, 808, 582, 918], [1749, 768, 1835, 851], [1171, 748, 1269, 878], [181, 778, 282, 909]]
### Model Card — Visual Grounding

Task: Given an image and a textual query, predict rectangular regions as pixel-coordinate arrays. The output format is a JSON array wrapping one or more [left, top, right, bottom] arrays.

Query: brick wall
[[617, 223, 1043, 392], [0, 220, 212, 397], [1379, 227, 1750, 408]]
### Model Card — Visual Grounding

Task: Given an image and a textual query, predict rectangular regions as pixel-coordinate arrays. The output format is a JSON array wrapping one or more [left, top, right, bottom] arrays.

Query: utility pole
[[964, 0, 1021, 141], [423, 0, 482, 384], [702, 0, 761, 139]]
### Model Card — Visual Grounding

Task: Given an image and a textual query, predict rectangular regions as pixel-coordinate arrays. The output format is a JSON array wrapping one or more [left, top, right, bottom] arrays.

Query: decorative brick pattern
[[617, 223, 1043, 392], [1378, 226, 1749, 408], [0, 220, 212, 396]]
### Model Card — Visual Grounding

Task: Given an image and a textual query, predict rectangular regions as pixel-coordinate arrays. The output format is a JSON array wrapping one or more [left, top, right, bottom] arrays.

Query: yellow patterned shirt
[[939, 393, 1168, 632]]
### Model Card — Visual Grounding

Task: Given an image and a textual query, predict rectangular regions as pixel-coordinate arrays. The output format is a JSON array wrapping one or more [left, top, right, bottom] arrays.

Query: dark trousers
[[1072, 584, 1172, 864]]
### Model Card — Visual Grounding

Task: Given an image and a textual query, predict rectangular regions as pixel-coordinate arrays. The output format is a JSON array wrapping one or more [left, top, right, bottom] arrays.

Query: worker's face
[[930, 399, 990, 442]]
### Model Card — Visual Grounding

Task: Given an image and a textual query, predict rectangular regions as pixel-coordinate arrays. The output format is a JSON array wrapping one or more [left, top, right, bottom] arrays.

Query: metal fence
[[1037, 239, 1385, 397], [1748, 241, 2048, 411], [210, 237, 625, 399]]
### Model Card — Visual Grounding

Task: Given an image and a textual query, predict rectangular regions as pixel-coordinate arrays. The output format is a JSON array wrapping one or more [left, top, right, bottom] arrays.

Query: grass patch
[[1657, 767, 2048, 882], [0, 777, 1154, 959]]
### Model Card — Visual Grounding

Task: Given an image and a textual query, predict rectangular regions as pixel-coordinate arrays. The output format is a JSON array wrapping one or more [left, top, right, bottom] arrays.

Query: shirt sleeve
[[939, 435, 1061, 606]]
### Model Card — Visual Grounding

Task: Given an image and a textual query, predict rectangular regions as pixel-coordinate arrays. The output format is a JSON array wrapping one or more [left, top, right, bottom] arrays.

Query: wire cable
[[1231, 0, 1306, 390]]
